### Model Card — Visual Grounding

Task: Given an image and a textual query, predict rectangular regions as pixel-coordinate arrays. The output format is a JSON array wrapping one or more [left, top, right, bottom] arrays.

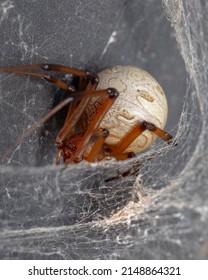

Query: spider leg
[[109, 121, 173, 156], [55, 79, 100, 144], [86, 131, 136, 162], [142, 121, 173, 142], [0, 68, 76, 92], [71, 88, 119, 162], [56, 149, 64, 165], [0, 64, 99, 100], [0, 63, 98, 81], [85, 129, 109, 162], [110, 122, 147, 156], [64, 75, 92, 123], [0, 64, 86, 76]]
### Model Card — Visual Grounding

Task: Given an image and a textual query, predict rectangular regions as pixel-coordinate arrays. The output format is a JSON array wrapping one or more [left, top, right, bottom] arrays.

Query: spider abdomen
[[84, 65, 168, 154]]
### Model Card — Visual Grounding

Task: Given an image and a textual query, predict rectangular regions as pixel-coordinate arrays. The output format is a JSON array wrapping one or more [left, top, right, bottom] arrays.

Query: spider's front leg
[[0, 63, 99, 93]]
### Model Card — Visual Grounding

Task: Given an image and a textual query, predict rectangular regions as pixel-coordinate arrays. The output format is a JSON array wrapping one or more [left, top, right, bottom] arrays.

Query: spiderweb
[[0, 0, 208, 259]]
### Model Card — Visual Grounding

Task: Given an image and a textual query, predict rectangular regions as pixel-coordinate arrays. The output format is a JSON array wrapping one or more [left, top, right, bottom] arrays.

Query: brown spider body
[[0, 64, 173, 164], [58, 134, 84, 163]]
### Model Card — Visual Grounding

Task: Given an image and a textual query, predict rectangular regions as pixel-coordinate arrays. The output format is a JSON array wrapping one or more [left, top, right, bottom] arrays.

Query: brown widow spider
[[0, 64, 173, 164]]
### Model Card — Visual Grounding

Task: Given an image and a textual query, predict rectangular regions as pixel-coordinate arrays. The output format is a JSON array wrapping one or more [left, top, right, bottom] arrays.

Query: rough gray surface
[[1, 0, 207, 260]]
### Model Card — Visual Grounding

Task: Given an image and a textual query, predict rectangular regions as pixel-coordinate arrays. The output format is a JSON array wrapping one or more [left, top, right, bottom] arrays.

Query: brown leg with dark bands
[[0, 64, 100, 96], [0, 69, 75, 92], [110, 122, 147, 156], [56, 80, 100, 144], [63, 77, 90, 126], [41, 64, 94, 79], [143, 121, 173, 143], [110, 120, 173, 156], [86, 129, 109, 162], [0, 64, 99, 81]]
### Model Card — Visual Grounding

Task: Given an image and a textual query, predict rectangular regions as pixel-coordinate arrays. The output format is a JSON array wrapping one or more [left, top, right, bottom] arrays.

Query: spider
[[0, 64, 173, 164]]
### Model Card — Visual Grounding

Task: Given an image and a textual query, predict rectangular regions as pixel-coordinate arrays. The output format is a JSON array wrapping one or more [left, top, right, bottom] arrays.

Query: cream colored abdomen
[[84, 65, 168, 154]]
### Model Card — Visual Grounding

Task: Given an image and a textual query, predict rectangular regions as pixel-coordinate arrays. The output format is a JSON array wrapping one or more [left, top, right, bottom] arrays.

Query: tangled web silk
[[0, 0, 208, 259]]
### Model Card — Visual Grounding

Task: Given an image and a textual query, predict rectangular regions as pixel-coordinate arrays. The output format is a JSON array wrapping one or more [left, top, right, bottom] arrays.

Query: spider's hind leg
[[142, 121, 173, 143], [109, 120, 173, 158]]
